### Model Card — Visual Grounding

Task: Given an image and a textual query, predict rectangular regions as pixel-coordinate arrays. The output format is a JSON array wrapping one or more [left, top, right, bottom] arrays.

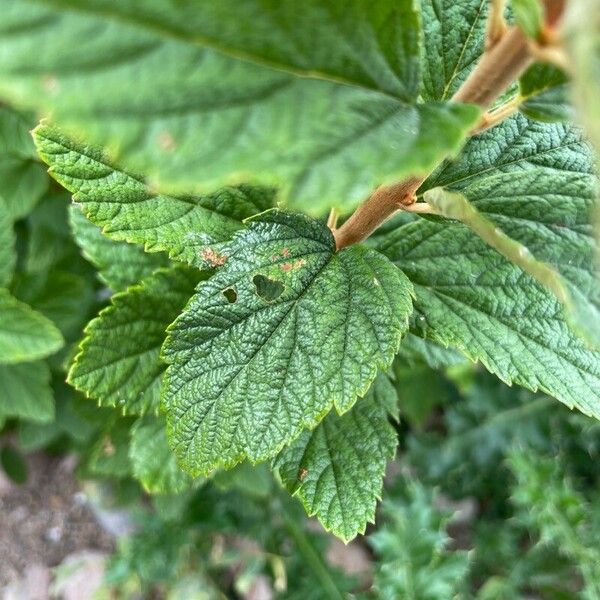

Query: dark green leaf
[[162, 210, 413, 476]]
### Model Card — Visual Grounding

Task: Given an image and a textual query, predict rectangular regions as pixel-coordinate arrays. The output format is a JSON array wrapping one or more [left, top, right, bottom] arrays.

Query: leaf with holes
[[273, 374, 398, 542], [9, 1, 480, 213], [162, 210, 412, 476], [69, 266, 203, 416]]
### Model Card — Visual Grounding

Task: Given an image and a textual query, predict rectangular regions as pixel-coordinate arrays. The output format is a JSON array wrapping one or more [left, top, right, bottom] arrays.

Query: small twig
[[400, 202, 438, 215], [474, 94, 523, 134], [486, 0, 507, 49], [327, 207, 338, 230]]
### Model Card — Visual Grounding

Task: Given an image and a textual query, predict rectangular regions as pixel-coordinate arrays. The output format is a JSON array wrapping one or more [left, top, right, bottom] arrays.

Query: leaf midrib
[[32, 0, 405, 101]]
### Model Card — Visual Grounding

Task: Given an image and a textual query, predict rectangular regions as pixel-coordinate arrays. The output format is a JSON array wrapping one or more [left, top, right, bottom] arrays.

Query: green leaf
[[512, 0, 543, 39], [378, 116, 600, 418], [12, 270, 95, 339], [396, 332, 468, 370], [162, 210, 412, 476], [519, 63, 571, 123], [0, 106, 47, 220], [69, 265, 202, 416], [0, 288, 64, 364], [420, 0, 489, 101], [33, 125, 276, 266], [0, 361, 54, 423], [424, 186, 600, 346], [273, 374, 398, 542], [130, 416, 193, 495], [70, 205, 170, 292], [369, 479, 470, 600], [84, 417, 135, 478], [0, 197, 15, 287], [10, 2, 481, 213]]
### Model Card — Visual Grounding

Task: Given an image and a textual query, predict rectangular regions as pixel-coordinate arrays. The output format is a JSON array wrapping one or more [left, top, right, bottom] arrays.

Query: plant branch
[[333, 0, 566, 250], [474, 94, 522, 134]]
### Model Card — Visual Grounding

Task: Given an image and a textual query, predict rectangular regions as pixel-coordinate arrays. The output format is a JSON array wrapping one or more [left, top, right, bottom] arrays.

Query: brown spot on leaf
[[157, 131, 177, 151], [298, 468, 308, 481], [281, 247, 291, 257], [201, 248, 227, 267]]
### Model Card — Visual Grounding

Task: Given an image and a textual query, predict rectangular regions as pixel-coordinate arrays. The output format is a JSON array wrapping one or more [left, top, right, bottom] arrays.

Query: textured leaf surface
[[162, 211, 412, 476], [0, 197, 15, 287], [0, 106, 47, 220], [273, 374, 398, 542], [9, 2, 480, 213], [424, 186, 600, 346], [0, 361, 54, 423], [69, 266, 202, 416], [0, 288, 64, 364], [34, 126, 275, 267], [70, 205, 169, 291], [378, 116, 600, 417], [519, 63, 571, 123], [130, 416, 193, 494], [420, 0, 489, 101], [396, 333, 467, 370]]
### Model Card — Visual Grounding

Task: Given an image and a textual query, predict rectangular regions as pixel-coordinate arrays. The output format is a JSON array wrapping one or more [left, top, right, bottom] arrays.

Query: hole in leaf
[[222, 288, 237, 303], [252, 274, 284, 302]]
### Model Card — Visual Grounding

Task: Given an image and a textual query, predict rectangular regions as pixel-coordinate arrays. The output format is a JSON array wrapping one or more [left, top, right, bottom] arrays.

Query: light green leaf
[[33, 125, 276, 266], [273, 374, 398, 542], [8, 2, 481, 213], [69, 265, 202, 416], [0, 288, 64, 364], [565, 0, 600, 153], [0, 197, 15, 287], [130, 415, 193, 494], [162, 210, 413, 476], [378, 116, 600, 418], [420, 0, 489, 101], [519, 63, 571, 123], [70, 205, 169, 292], [512, 0, 543, 39], [0, 106, 47, 220], [0, 361, 54, 423], [424, 186, 600, 345]]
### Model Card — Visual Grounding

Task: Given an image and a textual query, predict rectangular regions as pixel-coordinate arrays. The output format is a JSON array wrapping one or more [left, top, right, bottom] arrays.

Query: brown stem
[[333, 0, 566, 250]]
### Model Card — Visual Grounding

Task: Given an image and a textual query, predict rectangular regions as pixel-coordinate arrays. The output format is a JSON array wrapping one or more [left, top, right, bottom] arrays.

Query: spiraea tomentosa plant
[[0, 0, 598, 542]]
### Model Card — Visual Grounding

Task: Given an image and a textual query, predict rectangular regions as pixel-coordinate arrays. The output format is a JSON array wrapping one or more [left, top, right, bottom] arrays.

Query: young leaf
[[420, 0, 490, 101], [423, 186, 600, 345], [70, 205, 170, 292], [0, 197, 15, 287], [0, 361, 54, 423], [0, 106, 47, 220], [33, 125, 275, 266], [130, 415, 193, 495], [162, 210, 413, 476], [519, 63, 571, 123], [69, 266, 203, 416], [11, 2, 480, 213], [273, 374, 398, 543], [0, 288, 64, 364]]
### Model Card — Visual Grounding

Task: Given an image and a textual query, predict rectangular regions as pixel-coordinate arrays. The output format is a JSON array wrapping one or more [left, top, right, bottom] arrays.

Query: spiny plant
[[0, 0, 599, 546]]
